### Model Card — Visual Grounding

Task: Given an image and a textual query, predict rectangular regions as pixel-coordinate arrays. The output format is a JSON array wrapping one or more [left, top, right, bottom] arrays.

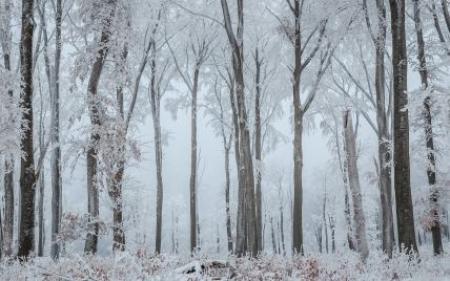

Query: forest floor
[[0, 248, 449, 280]]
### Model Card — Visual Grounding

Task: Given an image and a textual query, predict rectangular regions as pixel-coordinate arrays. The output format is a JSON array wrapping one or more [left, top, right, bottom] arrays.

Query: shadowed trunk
[[413, 0, 443, 255], [18, 0, 37, 258], [389, 0, 418, 254], [254, 48, 263, 253], [50, 0, 63, 260]]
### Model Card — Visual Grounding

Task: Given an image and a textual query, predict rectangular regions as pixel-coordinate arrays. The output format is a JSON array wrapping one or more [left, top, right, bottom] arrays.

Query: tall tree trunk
[[221, 0, 257, 257], [84, 0, 117, 254], [50, 0, 63, 260], [374, 0, 394, 258], [292, 0, 304, 255], [343, 110, 369, 261], [1, 0, 15, 257], [189, 66, 200, 253], [413, 0, 443, 255], [389, 0, 418, 254], [37, 98, 45, 257], [18, 0, 37, 258], [254, 48, 263, 253], [150, 54, 164, 255]]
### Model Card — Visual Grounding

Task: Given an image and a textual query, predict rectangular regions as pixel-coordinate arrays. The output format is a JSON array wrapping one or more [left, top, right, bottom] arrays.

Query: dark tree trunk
[[190, 66, 200, 253], [389, 0, 418, 254], [18, 0, 37, 258], [254, 48, 263, 253], [50, 0, 63, 260], [413, 0, 443, 255]]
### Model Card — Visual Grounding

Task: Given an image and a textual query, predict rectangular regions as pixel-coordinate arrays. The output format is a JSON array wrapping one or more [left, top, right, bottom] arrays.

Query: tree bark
[[50, 0, 63, 260], [413, 0, 443, 255], [254, 48, 263, 254], [343, 110, 369, 261], [220, 0, 257, 257], [374, 0, 394, 258], [1, 0, 15, 257], [389, 0, 418, 254], [84, 0, 117, 254], [189, 66, 200, 253], [150, 52, 164, 255], [18, 0, 37, 258]]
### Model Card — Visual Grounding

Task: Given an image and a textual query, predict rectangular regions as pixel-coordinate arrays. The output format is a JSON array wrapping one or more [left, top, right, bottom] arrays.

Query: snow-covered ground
[[1, 250, 449, 280]]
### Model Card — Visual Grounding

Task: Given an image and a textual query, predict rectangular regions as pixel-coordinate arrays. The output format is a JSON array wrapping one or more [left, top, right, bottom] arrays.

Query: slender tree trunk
[[50, 0, 63, 260], [292, 0, 304, 255], [18, 0, 37, 258], [221, 0, 257, 257], [329, 214, 336, 253], [374, 0, 394, 258], [389, 0, 418, 254], [189, 66, 200, 253], [84, 0, 117, 254], [270, 216, 277, 254], [37, 99, 45, 257], [150, 54, 164, 254], [254, 48, 263, 253], [1, 0, 15, 257], [343, 110, 369, 261], [279, 195, 286, 256], [441, 0, 450, 33], [413, 0, 443, 255], [224, 144, 233, 254], [323, 188, 329, 254]]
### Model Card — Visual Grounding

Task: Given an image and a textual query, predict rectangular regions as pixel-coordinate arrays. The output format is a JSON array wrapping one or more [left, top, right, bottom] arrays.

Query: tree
[[363, 0, 395, 257], [168, 19, 212, 253], [389, 0, 418, 254], [84, 0, 117, 254], [0, 0, 15, 257], [343, 110, 369, 261], [412, 0, 443, 255], [220, 0, 257, 257], [17, 0, 37, 258]]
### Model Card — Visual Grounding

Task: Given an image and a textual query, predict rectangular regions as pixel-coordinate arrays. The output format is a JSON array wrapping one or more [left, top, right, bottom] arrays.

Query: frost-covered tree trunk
[[150, 51, 164, 255], [0, 0, 15, 257], [389, 0, 418, 254], [215, 83, 233, 253], [221, 0, 257, 257], [372, 0, 395, 257], [18, 0, 37, 258], [343, 110, 369, 261], [84, 0, 117, 254], [109, 43, 128, 253], [50, 0, 63, 260], [412, 0, 443, 255], [254, 47, 263, 253]]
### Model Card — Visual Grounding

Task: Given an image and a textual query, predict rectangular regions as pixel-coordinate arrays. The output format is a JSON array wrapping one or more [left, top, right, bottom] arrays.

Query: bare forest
[[0, 0, 450, 280]]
